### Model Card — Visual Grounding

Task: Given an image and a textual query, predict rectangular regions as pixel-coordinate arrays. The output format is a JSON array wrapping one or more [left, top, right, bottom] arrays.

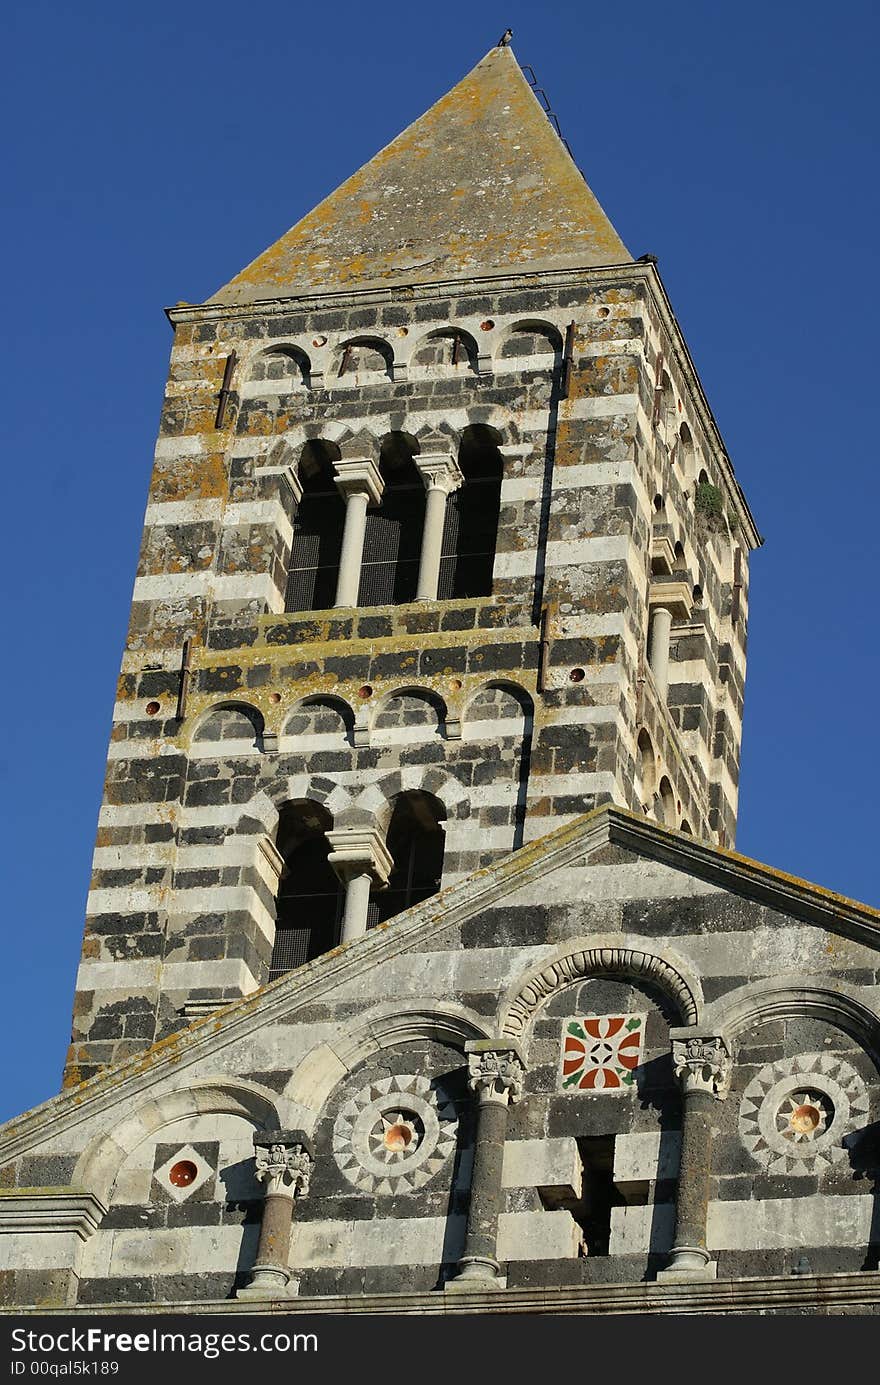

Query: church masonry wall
[[69, 265, 756, 1083], [3, 832, 879, 1306]]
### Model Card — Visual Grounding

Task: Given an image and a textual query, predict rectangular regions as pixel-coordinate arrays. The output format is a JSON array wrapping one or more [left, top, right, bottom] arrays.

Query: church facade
[[2, 44, 879, 1315]]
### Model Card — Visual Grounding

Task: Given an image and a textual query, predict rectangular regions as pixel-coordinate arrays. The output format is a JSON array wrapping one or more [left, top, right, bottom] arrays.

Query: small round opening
[[269, 692, 281, 704], [598, 306, 610, 319], [169, 1159, 198, 1187], [480, 319, 495, 331], [358, 684, 373, 699], [790, 1104, 821, 1135], [145, 701, 161, 716], [569, 668, 585, 683], [383, 1123, 413, 1152], [397, 326, 409, 337], [449, 678, 462, 691], [312, 335, 327, 347]]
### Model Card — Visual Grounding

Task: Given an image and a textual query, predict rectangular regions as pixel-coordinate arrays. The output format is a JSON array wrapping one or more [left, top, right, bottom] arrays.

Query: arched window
[[371, 792, 446, 927], [358, 433, 425, 607], [249, 346, 311, 389], [284, 440, 346, 613], [659, 371, 673, 440], [637, 729, 655, 805], [658, 776, 676, 827], [498, 320, 562, 365], [411, 329, 478, 373], [438, 424, 503, 598], [336, 337, 393, 381], [678, 422, 695, 479], [269, 801, 343, 979]]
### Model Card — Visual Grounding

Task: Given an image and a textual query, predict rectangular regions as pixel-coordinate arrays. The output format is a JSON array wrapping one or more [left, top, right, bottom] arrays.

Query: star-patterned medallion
[[332, 1074, 458, 1194], [738, 1053, 869, 1175]]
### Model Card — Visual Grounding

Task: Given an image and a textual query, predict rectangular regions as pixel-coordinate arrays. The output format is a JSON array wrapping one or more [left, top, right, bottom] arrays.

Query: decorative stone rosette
[[738, 1053, 869, 1174], [332, 1074, 459, 1194]]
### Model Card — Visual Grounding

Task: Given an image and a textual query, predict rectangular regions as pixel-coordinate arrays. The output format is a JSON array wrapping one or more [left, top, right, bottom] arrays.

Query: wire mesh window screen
[[373, 826, 445, 926], [358, 482, 425, 607], [269, 833, 344, 979], [437, 476, 502, 599], [285, 489, 345, 612]]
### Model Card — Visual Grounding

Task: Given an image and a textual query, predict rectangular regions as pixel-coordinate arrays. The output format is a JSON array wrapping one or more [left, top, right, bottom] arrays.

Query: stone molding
[[72, 1079, 285, 1206], [257, 835, 285, 881], [332, 457, 384, 506], [500, 935, 702, 1041], [706, 977, 880, 1067], [326, 827, 394, 887], [16, 1269, 880, 1316], [648, 579, 693, 620], [0, 1188, 107, 1242], [284, 1000, 491, 1129]]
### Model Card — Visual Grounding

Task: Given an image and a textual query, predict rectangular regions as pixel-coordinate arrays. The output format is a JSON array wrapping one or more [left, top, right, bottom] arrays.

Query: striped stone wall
[[70, 264, 758, 1082], [3, 817, 878, 1307]]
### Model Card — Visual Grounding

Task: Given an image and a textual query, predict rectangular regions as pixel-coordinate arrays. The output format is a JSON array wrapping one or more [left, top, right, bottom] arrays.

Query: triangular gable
[[2, 805, 878, 1160]]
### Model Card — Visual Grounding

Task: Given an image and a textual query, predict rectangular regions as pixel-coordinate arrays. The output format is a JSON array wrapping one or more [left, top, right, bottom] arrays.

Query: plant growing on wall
[[695, 481, 727, 533]]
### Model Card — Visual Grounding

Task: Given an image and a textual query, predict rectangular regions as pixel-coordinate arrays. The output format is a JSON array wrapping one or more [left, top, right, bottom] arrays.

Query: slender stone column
[[658, 1033, 731, 1282], [332, 457, 384, 607], [414, 453, 463, 602], [448, 1039, 525, 1290], [326, 827, 393, 943], [237, 1130, 313, 1298], [647, 604, 673, 698]]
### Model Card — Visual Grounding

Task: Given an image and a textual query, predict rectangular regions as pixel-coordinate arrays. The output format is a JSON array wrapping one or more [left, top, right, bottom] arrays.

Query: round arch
[[73, 1078, 284, 1205], [498, 934, 704, 1047], [283, 999, 492, 1125], [708, 976, 880, 1070], [189, 700, 265, 747], [349, 767, 470, 824], [231, 776, 356, 840]]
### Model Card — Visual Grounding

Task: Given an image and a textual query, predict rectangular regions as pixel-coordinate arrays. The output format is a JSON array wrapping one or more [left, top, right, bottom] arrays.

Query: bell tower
[[68, 43, 759, 1086]]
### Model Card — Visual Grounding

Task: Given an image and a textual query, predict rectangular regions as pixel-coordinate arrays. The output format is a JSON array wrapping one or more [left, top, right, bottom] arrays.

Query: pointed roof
[[210, 45, 631, 306]]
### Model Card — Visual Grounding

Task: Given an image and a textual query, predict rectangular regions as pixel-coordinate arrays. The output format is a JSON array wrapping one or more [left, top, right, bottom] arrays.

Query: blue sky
[[2, 0, 877, 1123]]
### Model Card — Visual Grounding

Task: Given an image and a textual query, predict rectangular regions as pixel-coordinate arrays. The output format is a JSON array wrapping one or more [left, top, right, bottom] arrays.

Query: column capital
[[670, 1032, 732, 1099], [415, 453, 464, 495], [332, 457, 384, 506], [648, 580, 692, 620], [253, 1129, 314, 1198], [465, 1039, 526, 1105], [326, 826, 393, 887]]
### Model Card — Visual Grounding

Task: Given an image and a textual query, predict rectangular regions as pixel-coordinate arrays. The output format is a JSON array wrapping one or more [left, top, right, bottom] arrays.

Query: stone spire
[[210, 44, 631, 306]]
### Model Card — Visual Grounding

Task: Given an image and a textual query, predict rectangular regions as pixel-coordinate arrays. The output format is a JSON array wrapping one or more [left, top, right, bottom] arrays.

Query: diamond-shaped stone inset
[[560, 1014, 646, 1093], [153, 1144, 215, 1203]]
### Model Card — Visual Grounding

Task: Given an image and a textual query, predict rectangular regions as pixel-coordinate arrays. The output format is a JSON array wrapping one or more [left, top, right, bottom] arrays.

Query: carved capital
[[672, 1035, 731, 1099], [465, 1041, 525, 1105], [326, 827, 393, 888], [332, 457, 384, 506], [253, 1130, 314, 1198], [414, 453, 464, 496]]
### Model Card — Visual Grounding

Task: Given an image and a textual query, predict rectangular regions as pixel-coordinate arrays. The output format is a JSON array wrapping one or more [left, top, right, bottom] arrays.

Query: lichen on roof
[[210, 45, 631, 305]]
